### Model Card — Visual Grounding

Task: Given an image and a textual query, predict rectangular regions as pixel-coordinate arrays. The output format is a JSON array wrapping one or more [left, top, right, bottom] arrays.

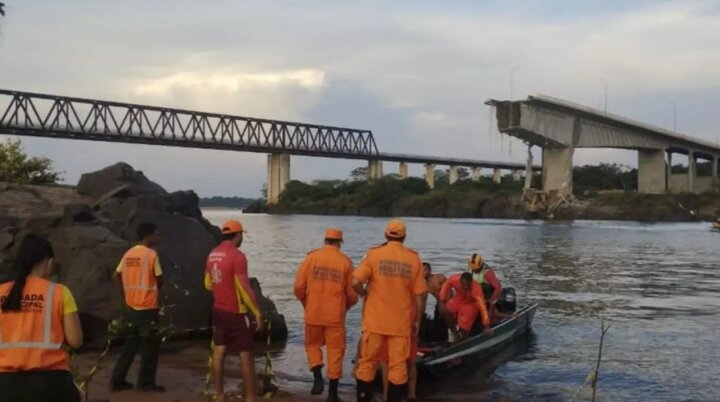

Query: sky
[[1, 0, 719, 197]]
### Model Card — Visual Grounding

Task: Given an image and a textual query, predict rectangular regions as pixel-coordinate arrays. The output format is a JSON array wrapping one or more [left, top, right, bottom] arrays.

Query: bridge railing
[[0, 89, 379, 157]]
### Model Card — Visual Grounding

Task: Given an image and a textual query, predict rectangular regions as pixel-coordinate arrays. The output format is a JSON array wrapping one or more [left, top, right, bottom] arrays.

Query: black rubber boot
[[311, 366, 324, 395], [356, 379, 373, 402], [387, 382, 408, 402], [326, 379, 342, 402]]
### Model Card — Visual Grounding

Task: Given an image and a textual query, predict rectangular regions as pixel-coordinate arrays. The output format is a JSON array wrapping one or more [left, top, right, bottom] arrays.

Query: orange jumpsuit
[[440, 274, 490, 332], [294, 245, 358, 380], [353, 241, 428, 385]]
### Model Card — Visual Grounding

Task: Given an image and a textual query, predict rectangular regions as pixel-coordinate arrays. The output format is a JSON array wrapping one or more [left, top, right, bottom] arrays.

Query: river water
[[202, 210, 720, 402]]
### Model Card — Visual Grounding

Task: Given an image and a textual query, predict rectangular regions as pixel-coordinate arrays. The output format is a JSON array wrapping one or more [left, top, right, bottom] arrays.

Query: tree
[[573, 163, 637, 193], [457, 167, 470, 181], [0, 139, 62, 184], [0, 2, 5, 17], [350, 166, 368, 181]]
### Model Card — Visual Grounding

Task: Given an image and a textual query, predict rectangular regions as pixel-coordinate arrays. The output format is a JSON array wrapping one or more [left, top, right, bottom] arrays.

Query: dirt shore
[[74, 342, 354, 402]]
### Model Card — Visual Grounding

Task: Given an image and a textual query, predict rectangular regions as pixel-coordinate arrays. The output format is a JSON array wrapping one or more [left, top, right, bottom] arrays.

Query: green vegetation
[[261, 163, 718, 221], [269, 169, 526, 218], [199, 196, 262, 209], [0, 139, 62, 184], [573, 163, 637, 195]]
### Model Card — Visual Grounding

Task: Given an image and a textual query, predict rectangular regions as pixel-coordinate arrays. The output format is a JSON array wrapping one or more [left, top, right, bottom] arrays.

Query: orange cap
[[324, 228, 343, 241], [221, 220, 245, 235], [384, 219, 406, 239]]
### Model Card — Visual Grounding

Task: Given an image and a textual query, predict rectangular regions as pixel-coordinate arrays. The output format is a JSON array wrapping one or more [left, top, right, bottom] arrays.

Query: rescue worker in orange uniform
[[0, 234, 83, 402], [110, 222, 165, 392], [439, 272, 491, 341], [294, 228, 358, 402], [352, 219, 427, 402], [205, 220, 262, 402]]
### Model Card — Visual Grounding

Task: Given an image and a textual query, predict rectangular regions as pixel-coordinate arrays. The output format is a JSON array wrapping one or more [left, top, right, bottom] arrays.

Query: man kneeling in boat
[[439, 272, 491, 341]]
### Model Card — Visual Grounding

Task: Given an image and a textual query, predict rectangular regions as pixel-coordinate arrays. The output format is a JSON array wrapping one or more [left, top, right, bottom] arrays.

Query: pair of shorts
[[377, 334, 419, 363], [212, 309, 254, 352], [445, 297, 478, 332]]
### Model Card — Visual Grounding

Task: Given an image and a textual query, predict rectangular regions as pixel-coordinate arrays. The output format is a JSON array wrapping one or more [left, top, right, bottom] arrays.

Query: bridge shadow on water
[[417, 331, 566, 402]]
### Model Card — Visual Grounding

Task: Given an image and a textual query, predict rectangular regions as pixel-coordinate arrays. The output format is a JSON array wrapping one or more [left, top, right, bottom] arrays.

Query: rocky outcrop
[[0, 163, 287, 345], [77, 162, 167, 200]]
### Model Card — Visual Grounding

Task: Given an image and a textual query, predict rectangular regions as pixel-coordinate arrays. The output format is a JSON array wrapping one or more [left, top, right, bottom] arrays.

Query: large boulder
[[251, 278, 288, 341], [77, 162, 167, 199], [0, 164, 286, 345]]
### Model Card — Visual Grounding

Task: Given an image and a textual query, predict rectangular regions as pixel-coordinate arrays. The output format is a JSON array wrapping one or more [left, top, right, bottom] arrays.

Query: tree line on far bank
[[244, 163, 670, 216]]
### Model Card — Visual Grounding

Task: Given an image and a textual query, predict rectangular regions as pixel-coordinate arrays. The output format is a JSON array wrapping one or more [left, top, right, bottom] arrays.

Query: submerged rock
[[0, 165, 288, 345]]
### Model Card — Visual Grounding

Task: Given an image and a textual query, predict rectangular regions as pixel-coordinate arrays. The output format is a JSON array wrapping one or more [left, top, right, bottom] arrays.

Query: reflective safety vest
[[0, 277, 68, 372], [472, 269, 493, 300], [472, 269, 486, 285], [121, 246, 159, 310]]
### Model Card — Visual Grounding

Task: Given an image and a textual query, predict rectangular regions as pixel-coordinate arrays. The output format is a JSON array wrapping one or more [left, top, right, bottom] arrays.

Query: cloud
[[132, 69, 325, 97], [1, 0, 719, 196]]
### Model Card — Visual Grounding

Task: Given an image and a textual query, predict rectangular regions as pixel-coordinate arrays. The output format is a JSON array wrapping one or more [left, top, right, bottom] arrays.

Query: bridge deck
[[0, 89, 534, 170], [487, 95, 720, 158]]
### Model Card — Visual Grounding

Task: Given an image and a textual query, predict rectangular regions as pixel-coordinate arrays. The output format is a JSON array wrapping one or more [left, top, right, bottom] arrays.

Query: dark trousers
[[0, 370, 80, 402], [110, 307, 161, 387]]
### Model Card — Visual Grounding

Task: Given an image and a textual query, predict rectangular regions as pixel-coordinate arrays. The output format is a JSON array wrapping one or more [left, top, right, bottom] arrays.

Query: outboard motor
[[496, 287, 517, 313]]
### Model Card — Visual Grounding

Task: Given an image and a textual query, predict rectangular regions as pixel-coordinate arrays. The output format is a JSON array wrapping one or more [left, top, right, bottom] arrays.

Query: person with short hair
[[205, 220, 262, 402], [423, 262, 447, 303], [110, 222, 165, 392], [439, 272, 491, 341], [0, 234, 83, 402], [294, 228, 358, 402]]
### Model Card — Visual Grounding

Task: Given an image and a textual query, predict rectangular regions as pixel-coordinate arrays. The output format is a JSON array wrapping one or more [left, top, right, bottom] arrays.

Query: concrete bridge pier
[[542, 146, 574, 199], [493, 168, 502, 184], [638, 149, 667, 194], [425, 164, 436, 189], [267, 153, 290, 204], [398, 162, 408, 179], [449, 165, 459, 184], [666, 151, 673, 191], [713, 157, 719, 184], [512, 169, 522, 182], [688, 151, 696, 193], [368, 159, 384, 180], [471, 167, 481, 182]]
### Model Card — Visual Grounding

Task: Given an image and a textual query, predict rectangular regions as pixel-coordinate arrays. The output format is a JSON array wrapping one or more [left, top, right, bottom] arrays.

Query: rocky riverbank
[[0, 162, 287, 345]]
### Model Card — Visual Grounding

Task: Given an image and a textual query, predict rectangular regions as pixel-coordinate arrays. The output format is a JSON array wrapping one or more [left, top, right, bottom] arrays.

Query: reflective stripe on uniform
[[0, 282, 62, 350], [123, 250, 157, 292]]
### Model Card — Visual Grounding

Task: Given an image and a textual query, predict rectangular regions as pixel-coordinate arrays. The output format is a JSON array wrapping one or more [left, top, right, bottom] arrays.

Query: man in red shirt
[[204, 220, 262, 402]]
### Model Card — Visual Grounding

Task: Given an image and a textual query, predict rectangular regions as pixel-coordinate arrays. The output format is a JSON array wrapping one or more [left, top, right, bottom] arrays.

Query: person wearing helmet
[[467, 254, 502, 309]]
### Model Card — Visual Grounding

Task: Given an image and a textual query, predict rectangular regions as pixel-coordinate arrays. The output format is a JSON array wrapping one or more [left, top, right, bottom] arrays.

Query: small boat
[[416, 303, 538, 376]]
